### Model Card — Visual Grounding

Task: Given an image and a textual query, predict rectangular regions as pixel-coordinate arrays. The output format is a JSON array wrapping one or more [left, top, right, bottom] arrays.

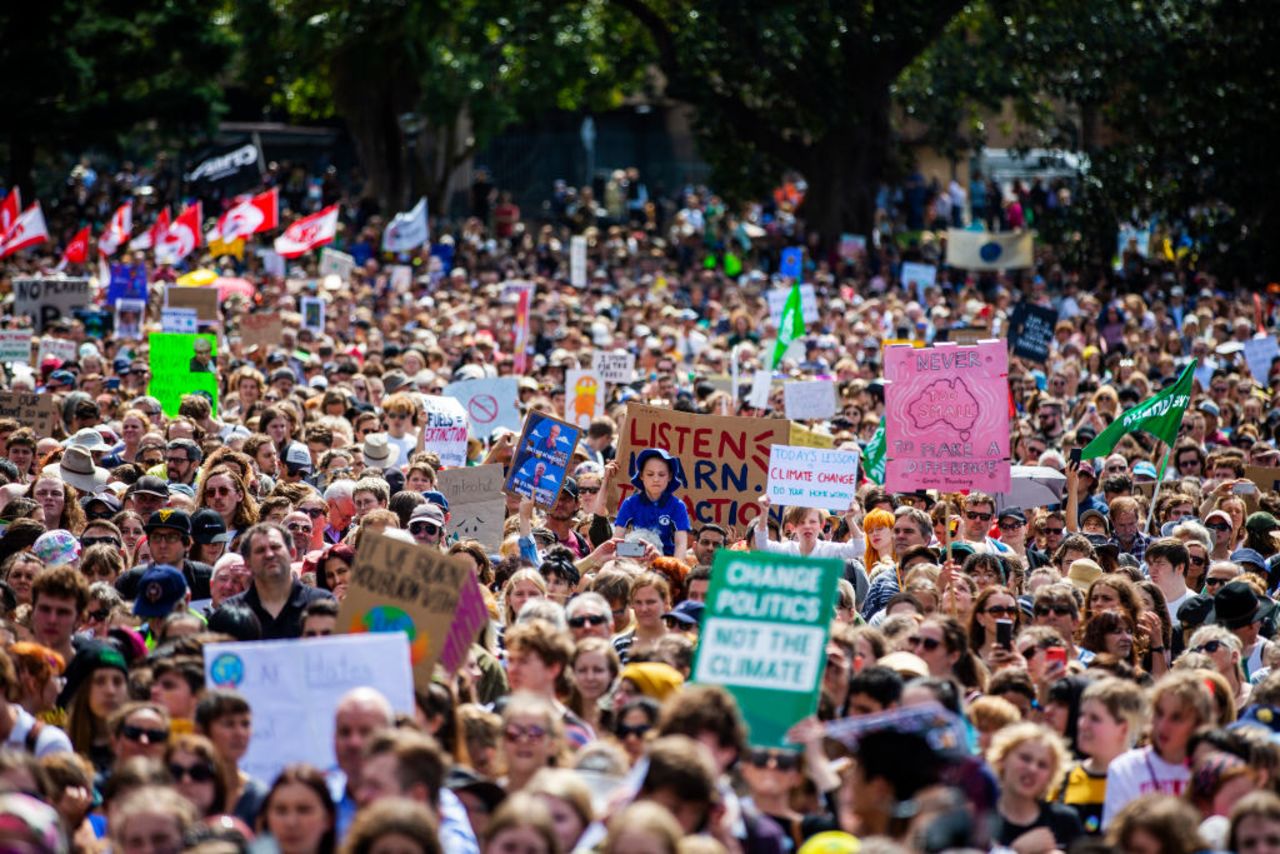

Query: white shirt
[[754, 525, 864, 560], [5, 707, 72, 757], [1102, 747, 1189, 829]]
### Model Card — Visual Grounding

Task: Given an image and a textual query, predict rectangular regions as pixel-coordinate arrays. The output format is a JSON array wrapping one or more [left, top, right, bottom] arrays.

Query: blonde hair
[[986, 722, 1071, 799], [1151, 670, 1218, 728], [605, 801, 684, 854], [1080, 678, 1148, 747], [502, 569, 548, 625], [525, 768, 594, 831]]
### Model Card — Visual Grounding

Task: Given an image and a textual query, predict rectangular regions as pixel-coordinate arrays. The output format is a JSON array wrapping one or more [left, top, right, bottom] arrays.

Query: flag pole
[[1145, 441, 1173, 535]]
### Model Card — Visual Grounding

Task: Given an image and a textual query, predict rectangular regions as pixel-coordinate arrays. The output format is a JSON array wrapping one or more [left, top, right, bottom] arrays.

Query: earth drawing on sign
[[908, 377, 980, 440]]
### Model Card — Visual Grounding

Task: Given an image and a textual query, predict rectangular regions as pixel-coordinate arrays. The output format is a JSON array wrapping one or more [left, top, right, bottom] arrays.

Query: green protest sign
[[148, 333, 219, 417], [692, 550, 840, 749], [863, 416, 886, 484]]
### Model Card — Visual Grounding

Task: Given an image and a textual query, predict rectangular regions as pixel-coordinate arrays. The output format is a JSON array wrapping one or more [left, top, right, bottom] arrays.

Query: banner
[[609, 404, 789, 529], [148, 333, 219, 417], [565, 368, 605, 428], [13, 277, 91, 332], [419, 396, 469, 467], [443, 377, 522, 437], [510, 281, 534, 374], [1007, 302, 1059, 364], [336, 532, 483, 687], [203, 634, 413, 784], [185, 142, 263, 188], [212, 188, 279, 243], [383, 197, 429, 254], [591, 351, 635, 384], [0, 392, 56, 436], [1080, 361, 1196, 460], [0, 331, 31, 365], [884, 340, 1011, 492], [437, 465, 507, 551], [692, 550, 840, 749], [767, 445, 860, 511], [766, 284, 819, 325], [506, 412, 581, 509], [275, 205, 340, 259], [783, 380, 837, 421], [945, 229, 1033, 270], [863, 417, 887, 484], [1243, 337, 1280, 385], [0, 203, 49, 258]]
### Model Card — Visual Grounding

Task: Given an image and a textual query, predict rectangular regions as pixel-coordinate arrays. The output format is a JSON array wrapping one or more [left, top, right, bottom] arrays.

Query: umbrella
[[214, 277, 255, 301], [176, 268, 217, 287], [996, 465, 1067, 512]]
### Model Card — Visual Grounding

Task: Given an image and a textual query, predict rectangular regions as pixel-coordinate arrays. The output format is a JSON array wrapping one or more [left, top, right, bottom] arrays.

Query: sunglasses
[[208, 487, 238, 497], [386, 412, 411, 420], [998, 520, 1025, 530], [906, 635, 942, 652], [81, 536, 121, 549], [1034, 604, 1074, 617], [578, 486, 601, 494], [567, 614, 608, 629], [616, 723, 650, 739], [286, 522, 312, 534], [1189, 555, 1207, 567], [966, 511, 993, 521], [122, 724, 170, 744], [1193, 640, 1223, 655], [1206, 522, 1232, 532], [168, 763, 216, 783], [985, 605, 1018, 616], [1019, 647, 1039, 660], [504, 724, 547, 744], [1043, 526, 1065, 535], [1205, 577, 1232, 588], [410, 522, 441, 536], [299, 507, 325, 518], [165, 457, 189, 466], [746, 750, 801, 771], [87, 607, 111, 622]]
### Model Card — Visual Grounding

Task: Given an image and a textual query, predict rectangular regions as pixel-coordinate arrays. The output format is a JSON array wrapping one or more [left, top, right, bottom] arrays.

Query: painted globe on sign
[[209, 653, 245, 688], [350, 605, 430, 663]]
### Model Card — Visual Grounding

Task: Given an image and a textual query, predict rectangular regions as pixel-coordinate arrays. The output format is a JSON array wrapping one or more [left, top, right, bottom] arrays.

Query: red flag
[[274, 204, 339, 258], [129, 207, 169, 251], [61, 226, 91, 265], [0, 203, 49, 258], [212, 188, 279, 243], [156, 203, 201, 265], [97, 202, 133, 257], [0, 188, 21, 238]]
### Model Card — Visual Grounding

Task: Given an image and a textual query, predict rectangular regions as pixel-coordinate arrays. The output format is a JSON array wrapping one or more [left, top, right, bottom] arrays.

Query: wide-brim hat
[[43, 446, 108, 494], [1210, 580, 1277, 630]]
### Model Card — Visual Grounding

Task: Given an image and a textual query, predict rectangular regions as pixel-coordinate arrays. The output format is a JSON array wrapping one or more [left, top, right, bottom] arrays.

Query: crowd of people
[[0, 155, 1277, 854]]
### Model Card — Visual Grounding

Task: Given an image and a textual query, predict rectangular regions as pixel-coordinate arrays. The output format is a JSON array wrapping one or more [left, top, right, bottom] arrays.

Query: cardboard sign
[[692, 550, 840, 749], [301, 296, 325, 334], [591, 351, 636, 384], [165, 286, 220, 322], [1008, 303, 1059, 364], [942, 327, 989, 346], [443, 377, 522, 437], [901, 262, 938, 304], [240, 313, 285, 350], [36, 337, 77, 368], [767, 445, 861, 511], [203, 634, 414, 784], [1244, 337, 1280, 386], [1245, 465, 1280, 494], [160, 308, 198, 334], [13, 278, 91, 332], [788, 423, 835, 449], [506, 412, 581, 509], [148, 332, 219, 416], [570, 235, 588, 288], [783, 380, 837, 421], [336, 532, 479, 687], [609, 403, 789, 529], [0, 331, 31, 365], [766, 284, 819, 325], [115, 300, 146, 340], [438, 464, 507, 552], [319, 247, 356, 281], [565, 368, 605, 428], [748, 369, 774, 410], [884, 340, 1010, 492], [0, 392, 57, 437], [419, 395, 470, 467]]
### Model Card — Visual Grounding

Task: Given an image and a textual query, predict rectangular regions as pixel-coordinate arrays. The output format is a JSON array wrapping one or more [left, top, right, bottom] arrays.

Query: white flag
[[381, 197, 429, 253], [945, 229, 1033, 270]]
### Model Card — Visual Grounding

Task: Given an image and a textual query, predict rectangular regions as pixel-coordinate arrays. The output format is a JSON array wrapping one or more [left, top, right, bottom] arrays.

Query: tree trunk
[[7, 133, 35, 203], [328, 56, 414, 216]]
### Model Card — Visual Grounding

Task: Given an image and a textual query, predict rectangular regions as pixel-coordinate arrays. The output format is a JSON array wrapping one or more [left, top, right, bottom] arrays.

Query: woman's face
[[486, 826, 550, 854], [1077, 699, 1128, 761], [1089, 584, 1122, 615], [1104, 621, 1134, 658], [508, 580, 544, 621], [616, 708, 653, 764], [266, 782, 331, 854], [502, 712, 554, 776], [741, 749, 802, 802], [121, 416, 146, 443], [630, 585, 667, 630], [1234, 814, 1280, 854], [120, 517, 145, 550], [204, 474, 241, 519], [978, 592, 1017, 636], [1151, 695, 1197, 761], [266, 417, 291, 445], [1001, 740, 1056, 801], [405, 469, 432, 492], [88, 668, 128, 719], [168, 748, 217, 814], [115, 709, 169, 763], [208, 712, 253, 763], [6, 560, 39, 605], [324, 559, 351, 599], [572, 650, 613, 701], [536, 794, 585, 854], [117, 812, 184, 854], [239, 378, 260, 405], [544, 573, 572, 605], [868, 525, 893, 554], [32, 478, 65, 525]]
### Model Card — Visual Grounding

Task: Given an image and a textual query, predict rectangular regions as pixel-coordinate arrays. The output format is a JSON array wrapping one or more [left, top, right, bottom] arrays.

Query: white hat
[[363, 433, 393, 468], [44, 446, 109, 494]]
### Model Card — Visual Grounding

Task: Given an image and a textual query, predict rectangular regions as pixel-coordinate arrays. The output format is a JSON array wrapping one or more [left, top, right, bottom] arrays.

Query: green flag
[[863, 416, 887, 484], [1080, 359, 1197, 459], [770, 282, 805, 369]]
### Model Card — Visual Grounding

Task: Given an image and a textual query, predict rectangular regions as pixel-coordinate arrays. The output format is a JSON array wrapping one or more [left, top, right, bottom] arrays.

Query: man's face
[[962, 504, 994, 540], [333, 700, 390, 777], [302, 614, 337, 638], [247, 528, 292, 584], [506, 648, 558, 695], [892, 517, 927, 552], [1040, 517, 1065, 550], [567, 606, 612, 641], [353, 490, 381, 519], [1034, 598, 1079, 642], [146, 527, 187, 566], [1112, 511, 1140, 542], [283, 512, 313, 559], [129, 491, 166, 518], [6, 444, 32, 472], [549, 493, 578, 523], [1038, 406, 1061, 432], [32, 594, 80, 649], [687, 578, 710, 603], [1147, 556, 1182, 588], [409, 514, 444, 548], [353, 752, 406, 808], [694, 530, 725, 566], [193, 342, 212, 365], [1176, 453, 1202, 477]]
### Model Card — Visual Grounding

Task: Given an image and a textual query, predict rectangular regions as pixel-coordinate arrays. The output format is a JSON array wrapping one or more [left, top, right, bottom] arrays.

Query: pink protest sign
[[883, 340, 1010, 492]]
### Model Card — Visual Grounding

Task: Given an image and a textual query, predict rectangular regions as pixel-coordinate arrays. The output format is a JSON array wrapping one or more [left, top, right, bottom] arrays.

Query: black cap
[[190, 508, 231, 545], [561, 476, 579, 500], [144, 509, 191, 539], [129, 475, 170, 498]]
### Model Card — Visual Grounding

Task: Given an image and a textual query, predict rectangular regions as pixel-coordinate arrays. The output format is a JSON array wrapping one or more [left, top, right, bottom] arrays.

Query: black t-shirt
[[993, 802, 1084, 849]]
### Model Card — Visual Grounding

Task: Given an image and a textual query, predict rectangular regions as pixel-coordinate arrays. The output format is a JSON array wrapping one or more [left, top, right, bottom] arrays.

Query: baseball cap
[[144, 509, 192, 539], [421, 491, 450, 512], [129, 476, 170, 498], [662, 600, 705, 627], [133, 565, 189, 618], [410, 503, 446, 527], [190, 508, 232, 545], [560, 476, 579, 501], [283, 442, 312, 473]]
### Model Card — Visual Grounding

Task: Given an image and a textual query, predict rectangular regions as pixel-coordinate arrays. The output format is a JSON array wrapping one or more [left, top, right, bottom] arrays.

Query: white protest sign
[[901, 262, 938, 304], [419, 394, 470, 466], [257, 248, 285, 278], [570, 235, 588, 288], [767, 284, 819, 325], [767, 445, 861, 511], [591, 351, 635, 384], [1244, 337, 1280, 385], [203, 634, 413, 784], [160, 308, 198, 334], [301, 296, 326, 334], [565, 368, 606, 428], [748, 369, 774, 410], [438, 465, 507, 551], [443, 377, 522, 437], [37, 337, 77, 367], [389, 265, 413, 292], [319, 247, 356, 281], [0, 331, 31, 365], [13, 278, 92, 332], [115, 300, 146, 341], [784, 380, 837, 421]]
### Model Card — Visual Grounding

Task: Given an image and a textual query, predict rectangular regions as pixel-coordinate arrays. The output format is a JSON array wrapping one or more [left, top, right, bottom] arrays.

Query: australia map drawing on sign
[[883, 340, 1010, 492]]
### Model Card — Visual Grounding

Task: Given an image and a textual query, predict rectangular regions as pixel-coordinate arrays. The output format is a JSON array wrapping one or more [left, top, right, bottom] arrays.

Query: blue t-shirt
[[615, 491, 690, 556]]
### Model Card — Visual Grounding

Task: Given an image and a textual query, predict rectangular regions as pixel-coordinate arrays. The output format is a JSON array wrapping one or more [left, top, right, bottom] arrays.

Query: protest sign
[[609, 404, 789, 529], [257, 248, 285, 278], [780, 246, 803, 280], [301, 296, 325, 334], [591, 351, 636, 384], [766, 284, 819, 325], [160, 308, 197, 334], [115, 300, 146, 340], [203, 633, 414, 784], [747, 369, 774, 410], [36, 337, 77, 368], [784, 380, 837, 421], [863, 417, 887, 484], [941, 327, 989, 346], [1244, 337, 1280, 385], [0, 331, 31, 365], [839, 234, 867, 261], [438, 465, 507, 551], [901, 262, 937, 304], [884, 340, 1011, 492], [506, 412, 581, 509], [107, 263, 148, 306], [240, 313, 285, 350], [570, 235, 588, 287], [692, 550, 840, 748], [319, 247, 356, 281], [1007, 303, 1059, 364], [13, 277, 91, 332], [418, 395, 469, 467], [164, 286, 220, 323], [788, 423, 835, 449], [0, 392, 56, 436], [1245, 465, 1280, 494], [336, 532, 480, 687], [565, 368, 605, 428], [389, 265, 413, 291], [767, 445, 860, 511], [148, 333, 219, 417], [443, 377, 522, 437]]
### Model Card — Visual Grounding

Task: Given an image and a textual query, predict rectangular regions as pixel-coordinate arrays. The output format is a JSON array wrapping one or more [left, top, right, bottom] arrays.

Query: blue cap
[[1230, 548, 1268, 572], [113, 357, 132, 374], [133, 564, 188, 618], [422, 490, 450, 512], [1132, 461, 1158, 479], [663, 600, 705, 626], [48, 370, 76, 387]]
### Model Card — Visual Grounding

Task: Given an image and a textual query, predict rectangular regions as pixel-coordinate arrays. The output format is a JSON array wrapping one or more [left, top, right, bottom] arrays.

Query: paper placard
[[591, 351, 636, 384], [1008, 303, 1059, 364], [901, 262, 938, 304], [148, 333, 219, 416], [570, 235, 588, 287], [319, 247, 356, 281], [257, 248, 286, 278], [165, 286, 220, 322], [766, 285, 819, 325], [160, 308, 198, 334], [506, 412, 582, 510], [0, 331, 31, 365], [389, 265, 413, 291], [301, 296, 326, 334], [116, 300, 147, 340], [13, 278, 91, 332], [438, 465, 507, 552], [748, 369, 774, 410], [36, 337, 77, 368], [788, 423, 835, 449], [418, 395, 470, 467], [565, 368, 606, 428], [240, 314, 285, 350], [443, 377, 522, 437], [783, 380, 837, 421], [107, 263, 148, 306], [0, 392, 57, 437], [767, 445, 861, 511], [1244, 337, 1280, 385], [203, 634, 414, 784]]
